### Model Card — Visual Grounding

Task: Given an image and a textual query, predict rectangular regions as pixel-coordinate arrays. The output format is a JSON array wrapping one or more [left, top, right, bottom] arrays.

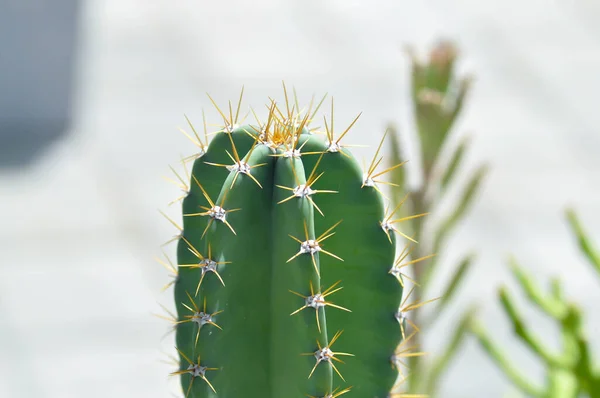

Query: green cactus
[[159, 88, 428, 398], [471, 210, 600, 398]]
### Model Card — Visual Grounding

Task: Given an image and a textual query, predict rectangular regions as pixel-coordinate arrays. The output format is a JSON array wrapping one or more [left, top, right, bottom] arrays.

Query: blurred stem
[[577, 332, 600, 397], [407, 187, 429, 391], [401, 41, 480, 395], [547, 367, 579, 398], [566, 308, 600, 397]]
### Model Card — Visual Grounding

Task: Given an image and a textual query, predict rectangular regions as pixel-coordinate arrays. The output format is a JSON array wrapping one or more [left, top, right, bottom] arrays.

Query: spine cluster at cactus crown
[[158, 87, 432, 398]]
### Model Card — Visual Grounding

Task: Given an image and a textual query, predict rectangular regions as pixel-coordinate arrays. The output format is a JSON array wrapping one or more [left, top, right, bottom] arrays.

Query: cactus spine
[[161, 88, 424, 397]]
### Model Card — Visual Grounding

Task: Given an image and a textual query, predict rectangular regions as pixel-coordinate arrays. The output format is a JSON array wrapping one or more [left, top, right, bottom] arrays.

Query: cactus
[[159, 87, 430, 397], [385, 40, 486, 395], [471, 210, 600, 398]]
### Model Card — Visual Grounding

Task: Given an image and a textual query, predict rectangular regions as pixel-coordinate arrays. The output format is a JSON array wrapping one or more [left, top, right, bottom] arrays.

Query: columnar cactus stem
[[161, 87, 427, 397]]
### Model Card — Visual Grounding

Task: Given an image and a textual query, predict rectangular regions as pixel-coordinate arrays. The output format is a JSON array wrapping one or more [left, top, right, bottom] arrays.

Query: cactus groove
[[162, 89, 420, 397]]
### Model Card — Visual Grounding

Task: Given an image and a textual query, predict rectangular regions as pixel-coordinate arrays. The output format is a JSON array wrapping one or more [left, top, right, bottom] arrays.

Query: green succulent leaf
[[498, 287, 571, 369], [440, 135, 470, 191], [423, 165, 487, 287], [566, 209, 600, 277], [470, 321, 544, 398], [426, 253, 475, 323], [434, 164, 488, 249], [508, 258, 569, 320], [425, 305, 477, 396], [448, 77, 472, 127]]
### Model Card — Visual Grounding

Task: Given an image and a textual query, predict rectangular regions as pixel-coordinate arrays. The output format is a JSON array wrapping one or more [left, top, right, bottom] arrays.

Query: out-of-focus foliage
[[386, 40, 487, 396], [472, 210, 600, 398]]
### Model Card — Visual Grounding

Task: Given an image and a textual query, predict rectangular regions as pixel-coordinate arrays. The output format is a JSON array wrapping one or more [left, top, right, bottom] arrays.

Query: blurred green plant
[[471, 210, 600, 398], [386, 40, 487, 395]]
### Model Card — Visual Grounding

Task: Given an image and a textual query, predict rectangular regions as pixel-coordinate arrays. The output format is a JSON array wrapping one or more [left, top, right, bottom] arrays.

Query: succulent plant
[[159, 87, 429, 398], [386, 40, 485, 395], [472, 210, 600, 398]]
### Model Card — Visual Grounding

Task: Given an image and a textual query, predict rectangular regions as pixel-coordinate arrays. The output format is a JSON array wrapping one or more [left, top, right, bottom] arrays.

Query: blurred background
[[1, 0, 600, 397]]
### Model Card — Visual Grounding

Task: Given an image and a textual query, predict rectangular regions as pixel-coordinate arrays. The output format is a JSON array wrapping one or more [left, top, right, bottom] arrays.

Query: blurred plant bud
[[406, 40, 472, 176]]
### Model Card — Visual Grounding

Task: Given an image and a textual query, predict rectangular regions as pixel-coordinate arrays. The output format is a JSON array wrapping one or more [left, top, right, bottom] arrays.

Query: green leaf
[[424, 165, 488, 287], [449, 76, 473, 126], [435, 165, 488, 250], [425, 306, 477, 396], [565, 208, 600, 277], [498, 287, 571, 368], [470, 321, 544, 398], [440, 135, 470, 191], [550, 277, 563, 302], [508, 257, 569, 319], [426, 253, 475, 323]]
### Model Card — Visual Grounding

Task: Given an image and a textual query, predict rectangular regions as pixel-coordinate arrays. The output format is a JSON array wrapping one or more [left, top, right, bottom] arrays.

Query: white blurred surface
[[2, 0, 600, 397]]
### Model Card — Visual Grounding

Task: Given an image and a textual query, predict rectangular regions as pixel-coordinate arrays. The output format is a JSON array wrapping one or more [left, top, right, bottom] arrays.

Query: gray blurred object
[[0, 0, 81, 168]]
